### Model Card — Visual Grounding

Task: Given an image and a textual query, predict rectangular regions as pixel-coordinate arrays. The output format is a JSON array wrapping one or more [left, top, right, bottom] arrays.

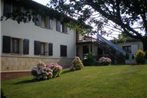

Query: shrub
[[31, 62, 53, 80], [47, 63, 63, 78], [83, 53, 95, 66], [98, 57, 112, 65], [135, 49, 145, 64], [71, 56, 84, 71], [31, 62, 63, 80]]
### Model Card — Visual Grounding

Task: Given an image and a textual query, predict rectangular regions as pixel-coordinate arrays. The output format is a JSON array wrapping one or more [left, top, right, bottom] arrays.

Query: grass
[[2, 65, 147, 98]]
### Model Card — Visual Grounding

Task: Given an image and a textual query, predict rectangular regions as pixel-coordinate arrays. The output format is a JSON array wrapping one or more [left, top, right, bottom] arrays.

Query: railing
[[97, 34, 126, 55]]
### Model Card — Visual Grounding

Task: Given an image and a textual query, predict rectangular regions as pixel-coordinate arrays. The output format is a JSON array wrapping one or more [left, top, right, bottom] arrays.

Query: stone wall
[[1, 55, 73, 71]]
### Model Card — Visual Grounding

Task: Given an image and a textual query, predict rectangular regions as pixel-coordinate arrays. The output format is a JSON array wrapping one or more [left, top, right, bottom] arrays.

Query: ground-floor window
[[2, 36, 29, 54], [34, 41, 53, 56], [60, 45, 67, 57]]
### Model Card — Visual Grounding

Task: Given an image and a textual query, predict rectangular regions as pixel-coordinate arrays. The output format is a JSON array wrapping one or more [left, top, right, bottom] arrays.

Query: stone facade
[[1, 55, 73, 71]]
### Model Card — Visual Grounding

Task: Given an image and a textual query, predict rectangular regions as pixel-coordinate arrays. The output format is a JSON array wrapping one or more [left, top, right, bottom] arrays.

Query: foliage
[[83, 53, 95, 66], [49, 0, 147, 50], [31, 62, 62, 80], [135, 50, 145, 64], [47, 63, 63, 78], [98, 57, 112, 65], [125, 53, 130, 60], [70, 56, 84, 71]]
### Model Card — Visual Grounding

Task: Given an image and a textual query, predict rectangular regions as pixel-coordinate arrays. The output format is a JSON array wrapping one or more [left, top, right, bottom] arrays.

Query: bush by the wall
[[135, 49, 145, 64], [71, 56, 84, 71], [31, 62, 53, 80], [31, 62, 62, 80], [83, 53, 95, 66], [47, 63, 63, 78], [98, 57, 112, 65]]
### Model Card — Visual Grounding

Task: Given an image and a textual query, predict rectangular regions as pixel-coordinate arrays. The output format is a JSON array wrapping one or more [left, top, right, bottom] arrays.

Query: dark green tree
[[48, 0, 147, 51]]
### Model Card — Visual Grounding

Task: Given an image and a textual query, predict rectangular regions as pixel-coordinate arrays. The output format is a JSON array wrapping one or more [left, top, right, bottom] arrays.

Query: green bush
[[83, 53, 95, 66], [135, 49, 145, 64], [71, 56, 84, 71]]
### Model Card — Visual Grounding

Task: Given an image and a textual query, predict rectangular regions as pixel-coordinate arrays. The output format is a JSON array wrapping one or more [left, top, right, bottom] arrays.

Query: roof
[[4, 0, 91, 29]]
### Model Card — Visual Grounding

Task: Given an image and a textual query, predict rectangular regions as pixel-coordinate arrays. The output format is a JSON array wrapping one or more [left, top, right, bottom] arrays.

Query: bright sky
[[33, 0, 49, 5]]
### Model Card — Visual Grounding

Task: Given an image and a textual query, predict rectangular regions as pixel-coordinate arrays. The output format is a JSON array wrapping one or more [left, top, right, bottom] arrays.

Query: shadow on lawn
[[14, 79, 42, 85]]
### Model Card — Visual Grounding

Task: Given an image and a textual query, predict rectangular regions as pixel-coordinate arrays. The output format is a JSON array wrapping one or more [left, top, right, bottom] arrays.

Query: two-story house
[[0, 0, 90, 75]]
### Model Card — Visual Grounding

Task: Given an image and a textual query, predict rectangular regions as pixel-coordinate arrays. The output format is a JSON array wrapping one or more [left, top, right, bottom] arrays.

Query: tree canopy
[[49, 0, 147, 50]]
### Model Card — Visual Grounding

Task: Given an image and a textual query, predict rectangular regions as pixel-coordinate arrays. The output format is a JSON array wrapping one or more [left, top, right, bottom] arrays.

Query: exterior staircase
[[97, 34, 126, 64]]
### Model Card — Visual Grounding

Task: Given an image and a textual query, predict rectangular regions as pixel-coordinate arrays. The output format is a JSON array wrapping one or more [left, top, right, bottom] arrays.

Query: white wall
[[1, 17, 76, 58]]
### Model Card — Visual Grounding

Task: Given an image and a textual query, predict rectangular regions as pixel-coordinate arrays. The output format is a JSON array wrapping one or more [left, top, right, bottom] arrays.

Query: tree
[[48, 0, 147, 51], [1, 0, 147, 50]]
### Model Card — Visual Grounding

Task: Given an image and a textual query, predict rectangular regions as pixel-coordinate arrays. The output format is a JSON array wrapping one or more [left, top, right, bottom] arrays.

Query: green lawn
[[2, 65, 147, 98]]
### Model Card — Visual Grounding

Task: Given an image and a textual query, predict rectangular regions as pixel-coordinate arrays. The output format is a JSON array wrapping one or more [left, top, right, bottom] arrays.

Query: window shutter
[[48, 43, 53, 56], [23, 39, 29, 54], [60, 45, 67, 57], [2, 36, 11, 53], [34, 41, 41, 55]]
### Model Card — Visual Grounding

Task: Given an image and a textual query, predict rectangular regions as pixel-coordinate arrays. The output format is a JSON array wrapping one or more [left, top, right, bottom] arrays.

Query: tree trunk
[[142, 39, 147, 51]]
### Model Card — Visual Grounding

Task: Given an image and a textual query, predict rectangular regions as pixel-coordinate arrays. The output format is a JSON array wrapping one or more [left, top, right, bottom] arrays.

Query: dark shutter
[[34, 41, 41, 55], [60, 45, 67, 57], [2, 36, 11, 53], [48, 43, 53, 56], [23, 39, 29, 54]]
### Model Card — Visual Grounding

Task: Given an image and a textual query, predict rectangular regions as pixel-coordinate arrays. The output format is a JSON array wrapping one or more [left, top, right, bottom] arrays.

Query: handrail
[[97, 34, 126, 55]]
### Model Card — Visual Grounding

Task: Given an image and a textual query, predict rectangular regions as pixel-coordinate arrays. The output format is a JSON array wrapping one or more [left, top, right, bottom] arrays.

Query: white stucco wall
[[1, 19, 76, 58], [117, 41, 143, 55], [1, 0, 76, 59]]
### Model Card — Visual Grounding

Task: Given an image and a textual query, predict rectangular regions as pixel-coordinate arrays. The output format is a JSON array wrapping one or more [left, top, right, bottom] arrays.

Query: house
[[114, 39, 143, 64], [0, 0, 90, 79], [76, 34, 126, 64]]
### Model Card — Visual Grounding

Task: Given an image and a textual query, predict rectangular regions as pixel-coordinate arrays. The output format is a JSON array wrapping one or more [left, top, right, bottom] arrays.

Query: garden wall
[[1, 55, 73, 80]]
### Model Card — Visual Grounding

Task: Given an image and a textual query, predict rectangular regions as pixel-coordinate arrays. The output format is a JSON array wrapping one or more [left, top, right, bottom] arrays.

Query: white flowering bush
[[71, 56, 84, 71], [98, 57, 112, 65], [31, 62, 62, 80]]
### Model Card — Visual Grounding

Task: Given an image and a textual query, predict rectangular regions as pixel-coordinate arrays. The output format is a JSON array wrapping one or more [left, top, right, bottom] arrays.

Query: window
[[34, 41, 48, 56], [35, 15, 52, 29], [122, 45, 131, 53], [2, 36, 29, 54], [48, 43, 53, 56], [56, 20, 61, 32], [60, 45, 67, 57], [62, 23, 67, 33], [11, 38, 20, 53], [3, 1, 13, 16]]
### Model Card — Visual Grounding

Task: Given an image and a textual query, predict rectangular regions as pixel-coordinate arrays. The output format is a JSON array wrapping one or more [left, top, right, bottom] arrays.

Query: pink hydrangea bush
[[98, 57, 112, 65], [70, 56, 84, 71], [47, 63, 63, 78], [31, 62, 53, 80], [31, 62, 63, 80]]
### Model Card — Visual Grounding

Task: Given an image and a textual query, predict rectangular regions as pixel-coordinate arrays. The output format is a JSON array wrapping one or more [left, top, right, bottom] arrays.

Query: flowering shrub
[[71, 56, 84, 71], [98, 57, 112, 65], [31, 62, 62, 80], [47, 63, 63, 78], [135, 49, 145, 64]]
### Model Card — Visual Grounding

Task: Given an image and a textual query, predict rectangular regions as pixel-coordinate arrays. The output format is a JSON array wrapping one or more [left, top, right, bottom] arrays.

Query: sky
[[33, 0, 49, 5], [33, 0, 119, 40]]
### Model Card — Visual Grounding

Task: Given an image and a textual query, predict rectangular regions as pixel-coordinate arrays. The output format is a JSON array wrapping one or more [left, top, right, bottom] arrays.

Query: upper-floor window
[[122, 45, 131, 53], [35, 15, 52, 29], [61, 23, 67, 33], [2, 36, 29, 54], [3, 1, 13, 16], [56, 20, 61, 32]]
